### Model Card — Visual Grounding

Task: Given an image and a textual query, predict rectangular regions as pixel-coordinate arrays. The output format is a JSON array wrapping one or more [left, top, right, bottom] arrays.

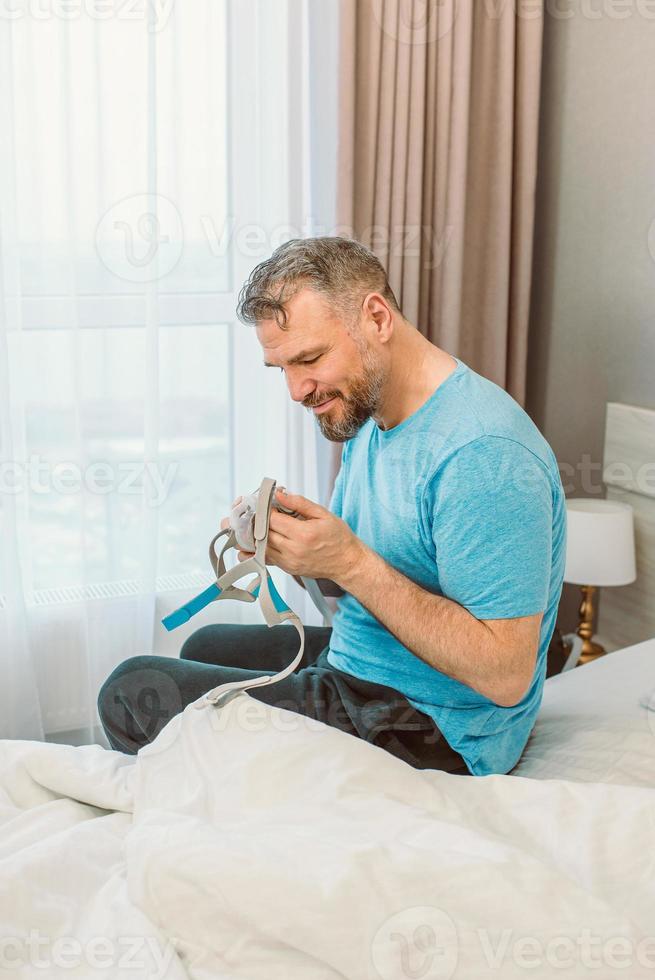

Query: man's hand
[[267, 490, 364, 586], [230, 489, 363, 587]]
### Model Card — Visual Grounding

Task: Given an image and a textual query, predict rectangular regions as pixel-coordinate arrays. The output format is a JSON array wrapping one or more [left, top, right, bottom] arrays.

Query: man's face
[[256, 287, 387, 442]]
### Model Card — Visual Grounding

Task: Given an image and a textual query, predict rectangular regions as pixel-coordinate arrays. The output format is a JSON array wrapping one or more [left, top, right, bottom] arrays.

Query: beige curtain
[[337, 0, 544, 407]]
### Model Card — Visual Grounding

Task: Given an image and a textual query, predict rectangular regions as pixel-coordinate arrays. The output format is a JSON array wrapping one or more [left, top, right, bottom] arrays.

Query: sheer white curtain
[[0, 0, 339, 744]]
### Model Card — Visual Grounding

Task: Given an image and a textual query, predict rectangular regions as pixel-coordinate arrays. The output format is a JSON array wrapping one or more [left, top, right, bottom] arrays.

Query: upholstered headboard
[[599, 402, 655, 649]]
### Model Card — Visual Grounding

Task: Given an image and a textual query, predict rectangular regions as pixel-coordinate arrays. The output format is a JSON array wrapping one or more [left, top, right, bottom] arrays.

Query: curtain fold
[[337, 0, 544, 405]]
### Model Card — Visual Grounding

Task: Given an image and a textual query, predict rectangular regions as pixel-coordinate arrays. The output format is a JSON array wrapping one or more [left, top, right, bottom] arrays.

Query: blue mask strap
[[161, 583, 223, 631], [161, 571, 290, 633]]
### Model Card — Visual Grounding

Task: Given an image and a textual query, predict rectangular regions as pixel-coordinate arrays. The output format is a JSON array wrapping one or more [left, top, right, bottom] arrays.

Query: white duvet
[[1, 692, 655, 979]]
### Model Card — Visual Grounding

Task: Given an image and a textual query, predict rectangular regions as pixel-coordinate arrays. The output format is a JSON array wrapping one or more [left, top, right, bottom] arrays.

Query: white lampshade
[[564, 498, 637, 587]]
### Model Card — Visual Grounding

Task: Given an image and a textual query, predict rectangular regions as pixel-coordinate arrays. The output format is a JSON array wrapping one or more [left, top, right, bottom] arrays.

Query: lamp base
[[575, 585, 607, 666], [577, 637, 606, 665]]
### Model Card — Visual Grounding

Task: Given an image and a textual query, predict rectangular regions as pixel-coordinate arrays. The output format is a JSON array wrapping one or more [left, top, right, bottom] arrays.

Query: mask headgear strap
[[162, 478, 306, 710]]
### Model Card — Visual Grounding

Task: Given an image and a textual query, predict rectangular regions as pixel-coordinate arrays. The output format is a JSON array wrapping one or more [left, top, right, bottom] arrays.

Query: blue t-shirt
[[326, 356, 566, 776]]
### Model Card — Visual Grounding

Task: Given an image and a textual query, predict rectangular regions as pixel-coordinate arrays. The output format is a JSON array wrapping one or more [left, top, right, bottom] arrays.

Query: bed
[[1, 637, 654, 980], [515, 635, 655, 786]]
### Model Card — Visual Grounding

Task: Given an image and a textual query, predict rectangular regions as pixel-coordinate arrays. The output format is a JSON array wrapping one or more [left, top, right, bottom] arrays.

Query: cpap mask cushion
[[161, 477, 333, 710], [231, 486, 299, 553], [230, 492, 261, 552]]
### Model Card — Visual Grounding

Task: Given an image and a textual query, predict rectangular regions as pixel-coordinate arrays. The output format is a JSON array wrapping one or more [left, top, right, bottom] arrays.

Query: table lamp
[[564, 498, 637, 664]]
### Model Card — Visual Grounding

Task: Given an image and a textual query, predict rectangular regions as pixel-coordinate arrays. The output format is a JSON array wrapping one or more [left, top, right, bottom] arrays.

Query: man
[[98, 237, 566, 776]]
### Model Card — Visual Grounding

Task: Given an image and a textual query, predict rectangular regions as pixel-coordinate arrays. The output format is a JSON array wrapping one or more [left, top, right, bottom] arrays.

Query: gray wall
[[527, 5, 655, 633]]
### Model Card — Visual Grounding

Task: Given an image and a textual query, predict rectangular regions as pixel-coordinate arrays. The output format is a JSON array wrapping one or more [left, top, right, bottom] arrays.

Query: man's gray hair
[[236, 236, 400, 328]]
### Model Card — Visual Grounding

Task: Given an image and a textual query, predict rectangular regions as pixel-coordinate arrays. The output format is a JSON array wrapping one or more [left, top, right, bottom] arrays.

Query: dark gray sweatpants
[[97, 624, 470, 774]]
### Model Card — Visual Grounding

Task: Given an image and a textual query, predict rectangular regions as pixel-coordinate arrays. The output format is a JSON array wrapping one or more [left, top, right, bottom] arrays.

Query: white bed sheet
[[514, 637, 655, 786], [0, 642, 654, 979]]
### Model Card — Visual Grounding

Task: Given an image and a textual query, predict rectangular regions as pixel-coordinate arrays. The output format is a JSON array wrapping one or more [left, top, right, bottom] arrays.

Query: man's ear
[[362, 292, 394, 344]]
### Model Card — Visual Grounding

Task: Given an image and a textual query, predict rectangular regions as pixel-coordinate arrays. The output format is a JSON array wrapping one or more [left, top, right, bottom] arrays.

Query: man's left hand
[[236, 489, 364, 587]]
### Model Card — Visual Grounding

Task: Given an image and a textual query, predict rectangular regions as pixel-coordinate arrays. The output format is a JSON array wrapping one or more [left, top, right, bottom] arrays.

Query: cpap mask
[[161, 477, 334, 710]]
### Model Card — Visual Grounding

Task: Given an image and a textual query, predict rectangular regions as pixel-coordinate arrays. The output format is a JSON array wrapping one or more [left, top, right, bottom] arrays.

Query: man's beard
[[304, 346, 386, 443]]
